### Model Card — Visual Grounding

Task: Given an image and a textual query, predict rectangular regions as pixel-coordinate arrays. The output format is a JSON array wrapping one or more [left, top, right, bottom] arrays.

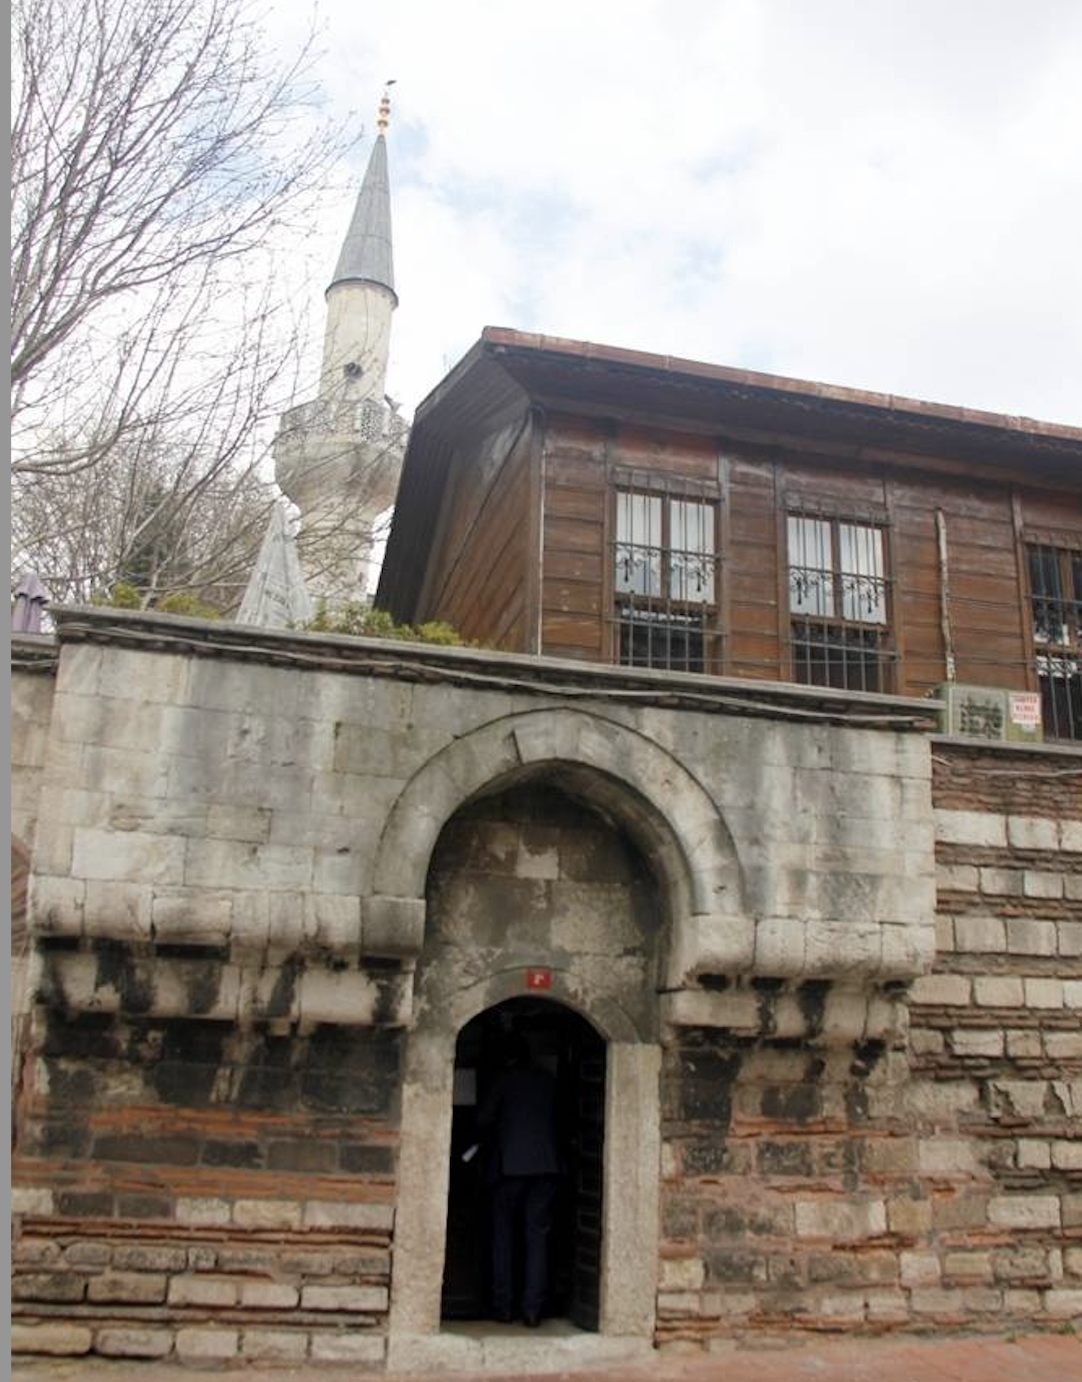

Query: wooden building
[[10, 332, 1082, 1367], [378, 327, 1082, 740]]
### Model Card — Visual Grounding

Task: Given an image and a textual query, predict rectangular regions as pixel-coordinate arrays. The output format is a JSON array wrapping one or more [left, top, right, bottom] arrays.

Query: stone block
[[1064, 981, 1082, 1010], [29, 875, 86, 937], [1017, 1140, 1052, 1170], [660, 1257, 706, 1291], [242, 1329, 309, 1361], [953, 914, 1006, 953], [185, 838, 313, 892], [11, 1186, 54, 1216], [233, 1199, 302, 1231], [1008, 816, 1059, 851], [1060, 821, 1082, 852], [944, 1252, 993, 1282], [1006, 918, 1057, 956], [988, 1196, 1061, 1230], [794, 1199, 886, 1241], [992, 1080, 1049, 1120], [935, 809, 1006, 848], [176, 1197, 231, 1227], [1025, 978, 1064, 1009], [910, 973, 970, 1006], [754, 916, 805, 974], [11, 1323, 93, 1355], [310, 1333, 386, 1363], [900, 1251, 941, 1285], [88, 1271, 167, 1304], [303, 1200, 394, 1232], [300, 1284, 389, 1312], [979, 867, 1023, 897], [168, 1276, 238, 1307], [239, 1281, 300, 1309], [175, 1328, 239, 1361], [83, 879, 153, 939], [113, 1245, 188, 1272], [880, 923, 935, 977], [887, 1198, 932, 1236], [1007, 1030, 1042, 1058], [151, 889, 233, 945], [72, 827, 185, 885], [1052, 1142, 1082, 1171], [1024, 871, 1064, 899], [1059, 922, 1082, 957], [1068, 875, 1082, 902], [1045, 1289, 1082, 1318], [364, 895, 426, 957], [1047, 1033, 1082, 1059], [936, 863, 978, 893], [973, 975, 1024, 1007], [298, 969, 380, 1026], [96, 1328, 174, 1358], [950, 1028, 1003, 1058], [668, 913, 756, 985], [910, 1287, 965, 1316], [12, 1272, 87, 1302], [918, 1138, 980, 1176]]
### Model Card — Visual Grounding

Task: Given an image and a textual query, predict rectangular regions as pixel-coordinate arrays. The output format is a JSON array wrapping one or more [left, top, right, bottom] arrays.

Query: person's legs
[[490, 1177, 525, 1320], [521, 1175, 558, 1323]]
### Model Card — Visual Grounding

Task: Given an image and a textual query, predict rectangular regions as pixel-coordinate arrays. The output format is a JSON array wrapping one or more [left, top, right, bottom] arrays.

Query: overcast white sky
[[269, 0, 1082, 427]]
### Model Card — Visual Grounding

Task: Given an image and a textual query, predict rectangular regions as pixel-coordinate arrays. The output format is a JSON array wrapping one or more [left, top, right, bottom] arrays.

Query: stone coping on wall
[[46, 605, 940, 731]]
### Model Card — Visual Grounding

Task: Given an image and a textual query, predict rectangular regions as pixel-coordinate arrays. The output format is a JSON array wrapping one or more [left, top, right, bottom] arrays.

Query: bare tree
[[10, 0, 356, 608]]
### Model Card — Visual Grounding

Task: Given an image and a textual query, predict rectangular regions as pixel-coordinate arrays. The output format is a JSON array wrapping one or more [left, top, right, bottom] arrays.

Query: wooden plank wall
[[539, 419, 718, 661], [438, 406, 1081, 698], [422, 418, 535, 652]]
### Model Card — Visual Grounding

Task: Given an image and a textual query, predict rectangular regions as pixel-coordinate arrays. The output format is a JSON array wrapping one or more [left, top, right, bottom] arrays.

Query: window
[[611, 475, 720, 674], [787, 509, 893, 693], [1027, 541, 1082, 741]]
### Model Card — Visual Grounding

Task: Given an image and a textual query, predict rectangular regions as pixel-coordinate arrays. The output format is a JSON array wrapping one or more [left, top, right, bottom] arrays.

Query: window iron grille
[[1027, 542, 1082, 741], [610, 470, 723, 675], [786, 505, 895, 694]]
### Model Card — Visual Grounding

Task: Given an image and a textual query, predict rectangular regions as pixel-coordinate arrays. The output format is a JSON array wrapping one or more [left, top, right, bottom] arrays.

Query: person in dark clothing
[[477, 1033, 562, 1326]]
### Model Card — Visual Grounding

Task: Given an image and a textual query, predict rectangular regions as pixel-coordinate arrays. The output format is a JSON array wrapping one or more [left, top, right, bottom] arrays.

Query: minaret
[[274, 88, 407, 609]]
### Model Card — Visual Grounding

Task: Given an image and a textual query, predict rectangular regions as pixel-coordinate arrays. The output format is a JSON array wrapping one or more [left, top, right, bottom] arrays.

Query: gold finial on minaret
[[377, 80, 395, 135]]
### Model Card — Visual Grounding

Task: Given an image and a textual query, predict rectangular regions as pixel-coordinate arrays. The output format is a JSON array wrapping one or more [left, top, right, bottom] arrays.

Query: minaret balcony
[[280, 397, 409, 445]]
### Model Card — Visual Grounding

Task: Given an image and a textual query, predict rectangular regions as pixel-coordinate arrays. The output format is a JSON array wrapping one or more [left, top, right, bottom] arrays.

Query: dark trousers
[[490, 1174, 558, 1316]]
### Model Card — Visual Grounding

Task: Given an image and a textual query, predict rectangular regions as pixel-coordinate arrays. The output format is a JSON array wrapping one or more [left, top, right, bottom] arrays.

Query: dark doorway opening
[[441, 997, 606, 1330]]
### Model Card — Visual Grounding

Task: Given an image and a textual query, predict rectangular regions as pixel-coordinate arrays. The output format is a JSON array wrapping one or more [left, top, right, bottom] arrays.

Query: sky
[[267, 0, 1082, 428]]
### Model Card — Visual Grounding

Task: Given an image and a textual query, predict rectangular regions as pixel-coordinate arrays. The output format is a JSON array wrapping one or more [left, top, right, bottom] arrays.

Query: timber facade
[[10, 331, 1082, 1368]]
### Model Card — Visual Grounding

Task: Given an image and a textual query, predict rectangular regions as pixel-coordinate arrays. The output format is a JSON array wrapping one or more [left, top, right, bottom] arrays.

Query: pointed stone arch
[[367, 708, 752, 984]]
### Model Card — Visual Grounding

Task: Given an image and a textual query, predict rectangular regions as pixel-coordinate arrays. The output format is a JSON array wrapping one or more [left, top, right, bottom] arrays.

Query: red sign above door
[[525, 968, 552, 990]]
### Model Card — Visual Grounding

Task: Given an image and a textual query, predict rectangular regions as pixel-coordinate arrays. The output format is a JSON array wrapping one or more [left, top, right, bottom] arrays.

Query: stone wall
[[11, 648, 56, 852], [11, 612, 1081, 1359], [655, 740, 1082, 1345]]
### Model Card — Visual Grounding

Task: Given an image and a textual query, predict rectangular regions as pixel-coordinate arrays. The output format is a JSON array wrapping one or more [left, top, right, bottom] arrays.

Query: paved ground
[[12, 1332, 1082, 1382]]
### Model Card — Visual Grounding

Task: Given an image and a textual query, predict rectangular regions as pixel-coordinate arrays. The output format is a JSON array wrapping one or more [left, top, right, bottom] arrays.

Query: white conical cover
[[237, 503, 314, 629]]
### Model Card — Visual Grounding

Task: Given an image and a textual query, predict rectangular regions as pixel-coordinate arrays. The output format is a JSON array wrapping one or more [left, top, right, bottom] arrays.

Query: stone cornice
[[50, 604, 940, 732]]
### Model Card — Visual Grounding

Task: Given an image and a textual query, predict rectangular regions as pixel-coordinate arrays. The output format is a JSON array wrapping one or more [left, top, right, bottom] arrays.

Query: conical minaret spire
[[329, 88, 396, 302], [272, 87, 408, 611]]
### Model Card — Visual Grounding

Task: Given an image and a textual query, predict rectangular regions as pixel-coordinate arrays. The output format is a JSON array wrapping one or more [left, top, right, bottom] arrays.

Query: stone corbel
[[364, 894, 426, 960]]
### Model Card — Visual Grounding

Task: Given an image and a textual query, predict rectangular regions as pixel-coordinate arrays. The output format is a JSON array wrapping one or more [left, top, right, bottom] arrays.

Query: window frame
[[608, 470, 723, 675], [784, 503, 896, 694], [1024, 536, 1082, 742]]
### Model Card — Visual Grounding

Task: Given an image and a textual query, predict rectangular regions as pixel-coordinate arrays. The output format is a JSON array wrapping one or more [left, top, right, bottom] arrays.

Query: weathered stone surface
[[95, 1327, 173, 1358], [175, 1328, 239, 1360], [11, 1323, 93, 1355]]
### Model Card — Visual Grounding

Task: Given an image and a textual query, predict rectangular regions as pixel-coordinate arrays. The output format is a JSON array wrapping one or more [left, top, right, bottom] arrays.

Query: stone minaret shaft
[[274, 90, 407, 609]]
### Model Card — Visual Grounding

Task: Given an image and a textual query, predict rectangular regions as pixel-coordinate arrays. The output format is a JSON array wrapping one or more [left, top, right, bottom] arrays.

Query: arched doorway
[[442, 997, 606, 1329]]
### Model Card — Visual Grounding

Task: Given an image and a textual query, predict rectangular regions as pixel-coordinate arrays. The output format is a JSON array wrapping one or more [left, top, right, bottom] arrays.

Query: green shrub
[[301, 602, 471, 646]]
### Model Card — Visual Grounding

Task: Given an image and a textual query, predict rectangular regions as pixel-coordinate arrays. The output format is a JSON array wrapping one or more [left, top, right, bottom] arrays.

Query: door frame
[[387, 974, 661, 1345]]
